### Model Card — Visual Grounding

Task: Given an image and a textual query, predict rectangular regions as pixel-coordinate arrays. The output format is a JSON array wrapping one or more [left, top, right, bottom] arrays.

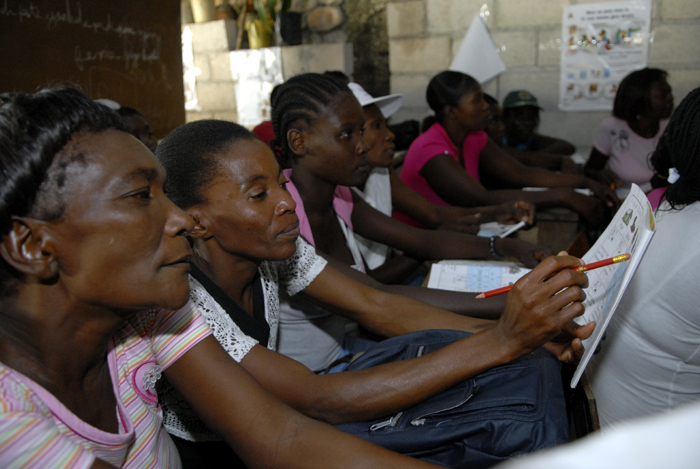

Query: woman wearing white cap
[[348, 83, 535, 283]]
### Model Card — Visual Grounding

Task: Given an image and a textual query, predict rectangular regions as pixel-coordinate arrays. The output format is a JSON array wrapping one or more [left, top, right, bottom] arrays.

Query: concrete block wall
[[184, 19, 352, 125], [387, 0, 700, 153]]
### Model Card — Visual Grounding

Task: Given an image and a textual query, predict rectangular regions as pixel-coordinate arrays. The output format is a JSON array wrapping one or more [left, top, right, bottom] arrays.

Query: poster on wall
[[559, 0, 652, 112]]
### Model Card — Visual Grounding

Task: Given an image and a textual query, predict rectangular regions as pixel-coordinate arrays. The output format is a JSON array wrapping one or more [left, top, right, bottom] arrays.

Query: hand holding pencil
[[476, 253, 631, 299]]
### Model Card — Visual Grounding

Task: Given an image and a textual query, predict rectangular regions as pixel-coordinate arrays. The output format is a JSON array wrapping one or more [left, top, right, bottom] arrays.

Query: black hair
[[270, 72, 351, 168], [116, 106, 143, 119], [613, 68, 668, 123], [156, 119, 256, 209], [425, 71, 480, 124], [323, 70, 351, 86], [651, 87, 700, 209], [483, 93, 498, 107], [0, 86, 124, 289]]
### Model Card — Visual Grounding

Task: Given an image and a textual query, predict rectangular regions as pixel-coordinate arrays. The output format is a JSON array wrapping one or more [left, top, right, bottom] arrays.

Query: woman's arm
[[479, 140, 619, 208], [351, 196, 550, 268], [419, 149, 609, 225], [319, 251, 507, 319], [166, 335, 440, 469], [528, 134, 577, 155], [584, 147, 623, 189], [304, 254, 592, 359]]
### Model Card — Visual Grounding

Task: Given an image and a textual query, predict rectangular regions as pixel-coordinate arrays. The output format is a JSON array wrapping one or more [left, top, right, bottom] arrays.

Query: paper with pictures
[[571, 183, 655, 387], [427, 260, 530, 293]]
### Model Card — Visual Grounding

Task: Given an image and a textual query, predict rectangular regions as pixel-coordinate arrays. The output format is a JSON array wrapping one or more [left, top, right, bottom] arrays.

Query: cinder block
[[498, 69, 561, 110], [649, 23, 700, 66], [281, 43, 352, 78], [196, 82, 237, 111], [193, 54, 212, 82], [209, 52, 234, 81], [539, 110, 610, 150], [391, 73, 432, 109], [537, 27, 563, 67], [189, 19, 238, 53], [497, 0, 563, 28], [211, 111, 240, 123], [186, 110, 215, 123], [427, 0, 493, 35], [665, 69, 700, 106], [492, 30, 537, 67], [389, 37, 452, 73], [387, 1, 425, 38], [661, 0, 700, 19]]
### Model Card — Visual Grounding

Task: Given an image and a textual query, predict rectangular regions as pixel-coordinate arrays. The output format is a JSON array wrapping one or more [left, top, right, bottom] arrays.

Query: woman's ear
[[287, 127, 307, 157], [0, 217, 58, 279], [186, 210, 212, 240]]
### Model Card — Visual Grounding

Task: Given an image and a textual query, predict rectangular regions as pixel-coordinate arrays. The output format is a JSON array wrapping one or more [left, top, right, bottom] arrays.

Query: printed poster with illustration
[[559, 0, 652, 111], [571, 183, 655, 387]]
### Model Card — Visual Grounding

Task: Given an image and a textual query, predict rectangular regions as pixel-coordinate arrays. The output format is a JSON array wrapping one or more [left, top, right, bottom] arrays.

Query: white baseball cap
[[348, 82, 404, 119]]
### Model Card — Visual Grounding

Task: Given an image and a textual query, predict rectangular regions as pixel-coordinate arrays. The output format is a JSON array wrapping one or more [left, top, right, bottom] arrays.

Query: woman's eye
[[125, 188, 152, 200], [280, 181, 288, 190], [251, 191, 267, 200]]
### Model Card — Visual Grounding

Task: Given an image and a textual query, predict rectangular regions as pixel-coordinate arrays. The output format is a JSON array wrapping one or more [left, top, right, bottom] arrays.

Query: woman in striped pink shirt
[[0, 87, 441, 468]]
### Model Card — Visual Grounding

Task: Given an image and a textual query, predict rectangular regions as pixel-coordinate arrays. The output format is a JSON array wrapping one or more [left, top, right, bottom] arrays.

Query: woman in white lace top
[[155, 119, 593, 467]]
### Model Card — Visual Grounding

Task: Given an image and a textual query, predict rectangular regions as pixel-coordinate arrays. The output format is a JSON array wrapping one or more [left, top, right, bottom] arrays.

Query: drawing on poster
[[559, 0, 652, 111]]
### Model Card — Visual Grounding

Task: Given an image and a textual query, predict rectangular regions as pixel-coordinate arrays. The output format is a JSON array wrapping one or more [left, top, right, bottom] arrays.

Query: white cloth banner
[[449, 15, 506, 84], [559, 0, 652, 111]]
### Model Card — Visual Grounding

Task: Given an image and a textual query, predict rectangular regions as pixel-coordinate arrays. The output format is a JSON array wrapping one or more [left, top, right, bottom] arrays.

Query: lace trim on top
[[159, 237, 327, 441]]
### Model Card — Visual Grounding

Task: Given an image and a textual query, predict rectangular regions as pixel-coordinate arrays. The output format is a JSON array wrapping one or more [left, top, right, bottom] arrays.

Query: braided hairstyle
[[651, 87, 700, 209], [270, 73, 352, 168], [156, 119, 257, 209], [0, 86, 124, 292]]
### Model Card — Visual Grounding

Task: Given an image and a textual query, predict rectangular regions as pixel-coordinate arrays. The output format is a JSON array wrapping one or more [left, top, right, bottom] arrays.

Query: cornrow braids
[[658, 86, 700, 209], [270, 73, 351, 168]]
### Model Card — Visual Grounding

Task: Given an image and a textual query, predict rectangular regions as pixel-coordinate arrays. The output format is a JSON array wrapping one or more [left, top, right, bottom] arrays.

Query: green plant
[[253, 0, 292, 32]]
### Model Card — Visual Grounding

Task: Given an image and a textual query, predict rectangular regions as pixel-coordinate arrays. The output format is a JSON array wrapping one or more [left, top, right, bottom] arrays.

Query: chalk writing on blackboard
[[1, 0, 162, 71]]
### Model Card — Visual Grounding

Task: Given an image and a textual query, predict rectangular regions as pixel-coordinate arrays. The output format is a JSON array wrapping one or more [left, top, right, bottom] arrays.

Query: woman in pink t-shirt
[[0, 87, 442, 469], [397, 71, 619, 228]]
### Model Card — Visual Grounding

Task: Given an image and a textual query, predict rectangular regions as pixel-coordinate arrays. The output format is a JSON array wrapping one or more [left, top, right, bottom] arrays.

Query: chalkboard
[[0, 0, 185, 139]]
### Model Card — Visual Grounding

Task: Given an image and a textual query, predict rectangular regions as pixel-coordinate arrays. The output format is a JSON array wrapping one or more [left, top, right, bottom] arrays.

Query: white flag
[[449, 15, 506, 84]]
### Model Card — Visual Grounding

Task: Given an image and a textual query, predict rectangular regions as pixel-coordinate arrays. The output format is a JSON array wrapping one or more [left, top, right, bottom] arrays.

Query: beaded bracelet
[[489, 235, 503, 259]]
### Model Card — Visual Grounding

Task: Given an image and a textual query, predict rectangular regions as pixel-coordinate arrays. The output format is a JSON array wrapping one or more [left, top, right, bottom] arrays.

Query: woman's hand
[[497, 237, 552, 268], [494, 201, 536, 226], [436, 213, 482, 235], [494, 254, 590, 358], [586, 178, 621, 210]]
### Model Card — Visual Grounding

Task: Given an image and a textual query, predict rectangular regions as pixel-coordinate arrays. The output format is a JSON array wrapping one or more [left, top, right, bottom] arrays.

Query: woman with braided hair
[[587, 86, 700, 427], [268, 73, 559, 370]]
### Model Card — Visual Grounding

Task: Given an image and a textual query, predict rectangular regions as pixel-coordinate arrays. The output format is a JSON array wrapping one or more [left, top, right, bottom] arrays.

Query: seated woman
[[586, 86, 700, 428], [154, 118, 592, 465], [0, 86, 456, 469], [349, 82, 536, 277], [395, 71, 619, 229], [484, 94, 582, 176], [584, 68, 674, 196], [268, 73, 559, 368]]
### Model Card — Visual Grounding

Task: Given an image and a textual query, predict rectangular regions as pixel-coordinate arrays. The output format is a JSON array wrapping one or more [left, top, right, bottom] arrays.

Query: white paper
[[477, 220, 526, 238], [449, 15, 506, 84], [427, 260, 530, 293], [570, 183, 655, 387]]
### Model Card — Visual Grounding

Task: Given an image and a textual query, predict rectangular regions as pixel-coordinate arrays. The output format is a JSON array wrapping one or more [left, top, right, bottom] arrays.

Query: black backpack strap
[[190, 263, 270, 345]]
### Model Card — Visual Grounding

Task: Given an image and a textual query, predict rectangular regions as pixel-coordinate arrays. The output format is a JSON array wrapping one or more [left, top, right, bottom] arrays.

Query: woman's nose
[[166, 201, 195, 237], [275, 191, 297, 215]]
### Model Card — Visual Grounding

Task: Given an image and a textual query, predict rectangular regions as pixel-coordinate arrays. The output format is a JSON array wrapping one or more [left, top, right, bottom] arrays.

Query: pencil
[[474, 253, 631, 299]]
